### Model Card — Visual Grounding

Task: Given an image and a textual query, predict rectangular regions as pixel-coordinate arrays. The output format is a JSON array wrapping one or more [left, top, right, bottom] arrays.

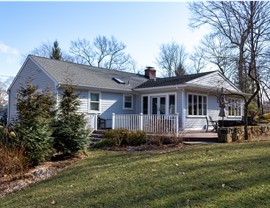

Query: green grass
[[2, 141, 270, 208]]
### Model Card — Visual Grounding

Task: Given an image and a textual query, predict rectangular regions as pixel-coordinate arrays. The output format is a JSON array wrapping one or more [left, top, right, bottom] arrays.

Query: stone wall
[[217, 125, 270, 143]]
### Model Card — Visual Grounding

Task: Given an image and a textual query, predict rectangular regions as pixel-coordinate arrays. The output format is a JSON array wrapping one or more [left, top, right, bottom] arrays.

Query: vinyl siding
[[100, 92, 136, 117], [184, 93, 219, 130], [8, 58, 56, 122], [187, 72, 239, 92]]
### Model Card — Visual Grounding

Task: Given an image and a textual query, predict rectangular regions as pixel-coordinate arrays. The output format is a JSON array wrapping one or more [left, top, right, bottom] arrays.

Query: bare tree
[[25, 40, 73, 62], [189, 1, 270, 94], [69, 39, 95, 66], [189, 46, 207, 74], [156, 41, 188, 77], [0, 76, 13, 111], [70, 35, 134, 71], [200, 34, 237, 79], [189, 1, 270, 140]]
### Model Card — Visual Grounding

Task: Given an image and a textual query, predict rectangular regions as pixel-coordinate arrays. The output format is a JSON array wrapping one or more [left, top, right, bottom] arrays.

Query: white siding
[[188, 72, 239, 92], [8, 59, 56, 122], [77, 90, 89, 113], [184, 93, 220, 131]]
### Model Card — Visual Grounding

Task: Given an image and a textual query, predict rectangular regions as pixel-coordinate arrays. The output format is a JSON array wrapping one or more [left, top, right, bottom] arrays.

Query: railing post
[[175, 113, 179, 137], [94, 114, 98, 131], [112, 113, 115, 129], [140, 113, 143, 131]]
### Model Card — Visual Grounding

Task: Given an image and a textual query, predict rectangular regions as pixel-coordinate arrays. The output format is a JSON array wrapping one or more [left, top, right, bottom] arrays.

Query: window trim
[[141, 93, 177, 115], [123, 94, 133, 110], [89, 91, 101, 113], [187, 93, 208, 117], [226, 98, 243, 118]]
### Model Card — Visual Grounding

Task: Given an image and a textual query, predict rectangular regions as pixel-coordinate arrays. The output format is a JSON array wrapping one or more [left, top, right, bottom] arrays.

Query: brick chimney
[[144, 66, 156, 79]]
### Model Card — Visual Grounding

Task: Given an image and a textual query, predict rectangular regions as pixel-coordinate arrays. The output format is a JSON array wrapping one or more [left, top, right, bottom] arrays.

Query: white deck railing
[[85, 114, 98, 133], [112, 113, 179, 135]]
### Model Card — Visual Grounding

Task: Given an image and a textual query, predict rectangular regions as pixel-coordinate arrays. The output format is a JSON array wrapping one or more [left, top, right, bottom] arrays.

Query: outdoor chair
[[98, 116, 106, 129], [206, 116, 218, 132]]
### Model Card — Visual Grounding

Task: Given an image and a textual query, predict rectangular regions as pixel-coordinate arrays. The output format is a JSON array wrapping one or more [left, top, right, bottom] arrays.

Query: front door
[[151, 96, 166, 115]]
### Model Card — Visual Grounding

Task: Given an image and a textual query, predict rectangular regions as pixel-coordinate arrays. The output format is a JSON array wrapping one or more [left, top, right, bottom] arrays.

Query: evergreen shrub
[[53, 84, 89, 155]]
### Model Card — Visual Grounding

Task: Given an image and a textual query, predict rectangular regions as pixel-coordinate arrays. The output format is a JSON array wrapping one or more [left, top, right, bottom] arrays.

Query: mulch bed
[[0, 154, 85, 198]]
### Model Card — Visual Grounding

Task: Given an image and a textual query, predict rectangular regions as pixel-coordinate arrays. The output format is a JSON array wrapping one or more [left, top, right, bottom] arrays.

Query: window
[[90, 92, 100, 112], [169, 95, 175, 114], [188, 94, 207, 116], [123, 95, 133, 109], [143, 96, 148, 114], [227, 98, 242, 117]]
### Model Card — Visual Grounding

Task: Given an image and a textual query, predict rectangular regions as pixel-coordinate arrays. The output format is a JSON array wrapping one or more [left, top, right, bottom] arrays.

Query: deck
[[181, 131, 218, 142]]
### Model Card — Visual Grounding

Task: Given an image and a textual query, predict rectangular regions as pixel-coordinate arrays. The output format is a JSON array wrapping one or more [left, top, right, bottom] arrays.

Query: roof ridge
[[29, 54, 144, 77]]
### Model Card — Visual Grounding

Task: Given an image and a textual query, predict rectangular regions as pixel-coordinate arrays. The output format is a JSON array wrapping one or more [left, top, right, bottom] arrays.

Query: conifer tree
[[16, 80, 56, 166], [53, 82, 89, 155], [50, 40, 62, 60]]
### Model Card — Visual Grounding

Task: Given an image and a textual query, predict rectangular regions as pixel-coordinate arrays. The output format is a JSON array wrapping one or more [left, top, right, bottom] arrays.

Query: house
[[8, 55, 244, 132]]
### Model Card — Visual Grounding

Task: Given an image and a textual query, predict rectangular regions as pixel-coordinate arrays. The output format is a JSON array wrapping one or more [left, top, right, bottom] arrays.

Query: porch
[[86, 113, 217, 142], [112, 113, 179, 135]]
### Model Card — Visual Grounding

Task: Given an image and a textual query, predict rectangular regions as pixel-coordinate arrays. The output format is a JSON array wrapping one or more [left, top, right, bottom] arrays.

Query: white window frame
[[123, 94, 133, 110], [187, 93, 208, 117], [140, 93, 177, 115], [226, 98, 243, 118], [89, 91, 101, 113]]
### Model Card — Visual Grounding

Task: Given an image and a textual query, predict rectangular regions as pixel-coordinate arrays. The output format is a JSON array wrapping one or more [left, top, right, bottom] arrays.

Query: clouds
[[0, 42, 21, 77], [0, 43, 19, 56]]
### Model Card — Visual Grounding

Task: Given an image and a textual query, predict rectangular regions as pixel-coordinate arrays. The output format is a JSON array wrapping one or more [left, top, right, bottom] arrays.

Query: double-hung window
[[123, 95, 133, 110], [188, 94, 207, 116], [90, 92, 100, 112]]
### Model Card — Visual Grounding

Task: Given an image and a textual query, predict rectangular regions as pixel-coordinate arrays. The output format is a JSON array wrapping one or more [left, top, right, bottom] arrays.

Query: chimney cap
[[144, 66, 156, 79]]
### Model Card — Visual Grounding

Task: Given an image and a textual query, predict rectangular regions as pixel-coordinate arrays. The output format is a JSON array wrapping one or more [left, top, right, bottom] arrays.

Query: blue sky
[[0, 1, 207, 80]]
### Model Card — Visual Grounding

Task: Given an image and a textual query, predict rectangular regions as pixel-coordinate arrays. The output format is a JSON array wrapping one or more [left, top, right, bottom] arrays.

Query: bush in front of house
[[53, 84, 89, 155], [0, 124, 29, 176], [0, 145, 29, 177], [15, 80, 56, 166], [94, 129, 147, 148]]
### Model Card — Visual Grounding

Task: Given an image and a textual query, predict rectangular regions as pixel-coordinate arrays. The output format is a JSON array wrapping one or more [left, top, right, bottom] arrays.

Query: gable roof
[[30, 55, 148, 91], [135, 71, 216, 89]]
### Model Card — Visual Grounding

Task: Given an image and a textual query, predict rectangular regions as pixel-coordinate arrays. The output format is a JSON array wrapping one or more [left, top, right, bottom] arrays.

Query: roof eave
[[133, 84, 187, 91]]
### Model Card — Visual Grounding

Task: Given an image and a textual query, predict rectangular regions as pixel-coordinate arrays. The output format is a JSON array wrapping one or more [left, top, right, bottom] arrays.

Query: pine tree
[[53, 83, 89, 155], [50, 40, 62, 60], [16, 80, 56, 166]]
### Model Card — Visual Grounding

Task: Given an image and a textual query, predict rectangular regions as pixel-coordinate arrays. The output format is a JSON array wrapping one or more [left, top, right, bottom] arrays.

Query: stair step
[[90, 137, 102, 142]]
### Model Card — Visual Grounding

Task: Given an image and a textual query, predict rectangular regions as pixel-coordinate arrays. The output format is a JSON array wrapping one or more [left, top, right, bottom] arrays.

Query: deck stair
[[89, 129, 107, 145]]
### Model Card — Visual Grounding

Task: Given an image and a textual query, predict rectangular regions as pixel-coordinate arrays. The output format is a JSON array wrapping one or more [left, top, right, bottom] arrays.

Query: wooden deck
[[180, 131, 218, 142]]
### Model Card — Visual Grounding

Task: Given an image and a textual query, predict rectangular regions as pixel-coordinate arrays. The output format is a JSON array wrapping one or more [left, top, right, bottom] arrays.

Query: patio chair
[[206, 116, 218, 132], [98, 116, 106, 129]]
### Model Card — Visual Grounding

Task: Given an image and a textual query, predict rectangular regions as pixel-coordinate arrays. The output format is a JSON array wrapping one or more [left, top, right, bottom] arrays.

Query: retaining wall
[[217, 125, 270, 143]]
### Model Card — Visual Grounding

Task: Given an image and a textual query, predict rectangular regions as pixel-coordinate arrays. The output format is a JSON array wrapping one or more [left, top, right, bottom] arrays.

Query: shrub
[[126, 130, 146, 146], [53, 84, 89, 155], [15, 80, 56, 166], [0, 145, 29, 177], [93, 138, 116, 148], [0, 124, 17, 147], [102, 129, 146, 147], [146, 134, 182, 146]]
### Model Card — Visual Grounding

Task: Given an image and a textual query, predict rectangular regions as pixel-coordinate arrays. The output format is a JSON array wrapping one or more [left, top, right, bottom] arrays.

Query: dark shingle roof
[[30, 55, 148, 91], [135, 71, 216, 89]]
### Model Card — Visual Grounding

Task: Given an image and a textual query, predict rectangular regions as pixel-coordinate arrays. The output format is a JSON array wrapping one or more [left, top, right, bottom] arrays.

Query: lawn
[[1, 141, 270, 208]]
